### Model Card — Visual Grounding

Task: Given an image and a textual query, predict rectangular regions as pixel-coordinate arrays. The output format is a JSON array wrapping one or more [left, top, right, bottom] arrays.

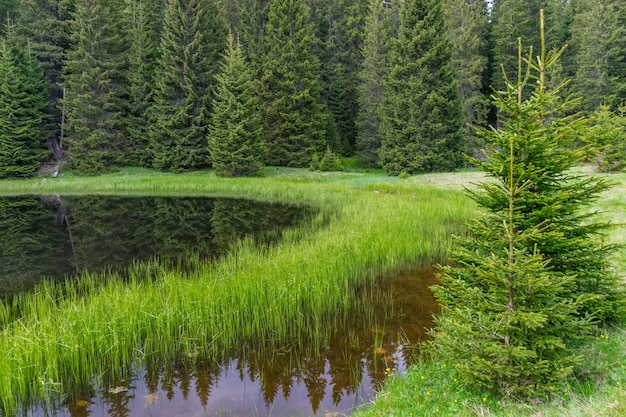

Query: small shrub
[[309, 152, 321, 171], [319, 148, 343, 172], [583, 103, 626, 172]]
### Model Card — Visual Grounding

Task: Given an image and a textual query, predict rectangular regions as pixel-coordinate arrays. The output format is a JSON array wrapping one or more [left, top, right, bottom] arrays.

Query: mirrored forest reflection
[[24, 267, 439, 417], [0, 195, 316, 298]]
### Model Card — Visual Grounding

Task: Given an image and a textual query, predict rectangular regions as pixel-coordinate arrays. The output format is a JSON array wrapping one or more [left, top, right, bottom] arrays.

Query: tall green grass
[[353, 170, 626, 417], [0, 168, 473, 415]]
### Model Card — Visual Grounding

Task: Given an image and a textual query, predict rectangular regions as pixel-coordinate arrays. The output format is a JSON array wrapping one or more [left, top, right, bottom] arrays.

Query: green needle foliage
[[148, 0, 227, 172], [62, 0, 129, 174], [583, 104, 626, 173], [356, 0, 396, 167], [443, 0, 490, 148], [322, 0, 367, 156], [0, 4, 18, 37], [0, 30, 49, 178], [309, 146, 342, 172], [125, 0, 163, 166], [16, 0, 73, 147], [570, 0, 626, 112], [379, 0, 466, 175], [209, 33, 265, 177], [489, 0, 541, 96], [260, 0, 330, 167], [236, 0, 269, 79], [430, 12, 624, 398]]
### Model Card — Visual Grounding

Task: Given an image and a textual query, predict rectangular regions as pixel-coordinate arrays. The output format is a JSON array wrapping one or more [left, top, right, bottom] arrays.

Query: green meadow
[[354, 168, 626, 417], [0, 166, 471, 415], [0, 166, 623, 417]]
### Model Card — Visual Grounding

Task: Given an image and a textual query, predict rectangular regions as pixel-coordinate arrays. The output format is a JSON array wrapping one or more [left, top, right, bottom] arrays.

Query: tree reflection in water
[[25, 267, 439, 417], [0, 195, 315, 299]]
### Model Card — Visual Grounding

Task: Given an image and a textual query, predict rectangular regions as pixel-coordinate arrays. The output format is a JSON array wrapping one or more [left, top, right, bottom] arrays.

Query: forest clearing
[[0, 166, 624, 416]]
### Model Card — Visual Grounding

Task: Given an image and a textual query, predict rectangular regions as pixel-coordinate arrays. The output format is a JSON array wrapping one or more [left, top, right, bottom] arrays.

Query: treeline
[[0, 0, 625, 177]]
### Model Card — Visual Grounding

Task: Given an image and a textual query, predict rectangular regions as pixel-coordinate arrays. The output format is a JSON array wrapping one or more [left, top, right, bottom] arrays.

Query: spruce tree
[[583, 104, 626, 172], [0, 32, 49, 178], [545, 0, 575, 64], [260, 0, 329, 167], [236, 0, 269, 76], [222, 0, 239, 30], [15, 0, 72, 90], [570, 0, 626, 112], [62, 0, 129, 174], [148, 0, 227, 172], [304, 0, 331, 68], [16, 0, 73, 158], [0, 2, 19, 37], [209, 33, 265, 177], [355, 0, 395, 166], [320, 0, 367, 155], [443, 0, 490, 151], [430, 15, 623, 397], [235, 0, 270, 141], [318, 147, 343, 172], [125, 0, 164, 166], [379, 0, 465, 175], [489, 0, 541, 95], [305, 0, 341, 154], [608, 1, 626, 106]]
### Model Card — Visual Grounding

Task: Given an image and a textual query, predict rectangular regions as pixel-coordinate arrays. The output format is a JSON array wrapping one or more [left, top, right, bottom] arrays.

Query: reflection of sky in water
[[24, 267, 438, 417]]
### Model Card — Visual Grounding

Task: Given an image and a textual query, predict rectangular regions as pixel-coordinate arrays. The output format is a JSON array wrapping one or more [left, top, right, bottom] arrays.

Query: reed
[[0, 168, 474, 415]]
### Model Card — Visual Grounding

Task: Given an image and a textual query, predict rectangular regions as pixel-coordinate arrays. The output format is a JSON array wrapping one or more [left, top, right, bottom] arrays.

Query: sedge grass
[[0, 167, 473, 415]]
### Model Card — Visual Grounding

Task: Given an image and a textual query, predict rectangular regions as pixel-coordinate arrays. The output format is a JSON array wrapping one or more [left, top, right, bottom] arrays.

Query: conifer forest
[[2, 1, 626, 414], [1, 0, 625, 178]]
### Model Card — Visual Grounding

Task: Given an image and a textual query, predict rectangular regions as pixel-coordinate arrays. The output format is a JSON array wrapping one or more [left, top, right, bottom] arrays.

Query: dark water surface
[[0, 195, 439, 417], [0, 195, 314, 298], [22, 268, 439, 417]]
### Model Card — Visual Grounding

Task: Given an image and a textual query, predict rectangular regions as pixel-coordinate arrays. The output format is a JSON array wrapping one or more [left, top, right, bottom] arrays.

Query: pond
[[0, 195, 315, 299], [0, 196, 439, 417], [17, 267, 438, 417]]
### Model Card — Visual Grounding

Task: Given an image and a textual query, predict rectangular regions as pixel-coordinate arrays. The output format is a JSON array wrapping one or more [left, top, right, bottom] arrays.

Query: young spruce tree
[[209, 33, 265, 177], [379, 0, 465, 175], [429, 13, 623, 397]]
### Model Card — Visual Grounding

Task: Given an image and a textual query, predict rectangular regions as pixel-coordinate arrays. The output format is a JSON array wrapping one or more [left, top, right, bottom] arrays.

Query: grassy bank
[[0, 167, 473, 415], [354, 169, 626, 417]]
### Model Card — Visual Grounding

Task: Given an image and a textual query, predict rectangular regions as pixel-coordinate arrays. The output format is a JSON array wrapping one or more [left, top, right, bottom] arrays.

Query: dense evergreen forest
[[0, 0, 625, 178]]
